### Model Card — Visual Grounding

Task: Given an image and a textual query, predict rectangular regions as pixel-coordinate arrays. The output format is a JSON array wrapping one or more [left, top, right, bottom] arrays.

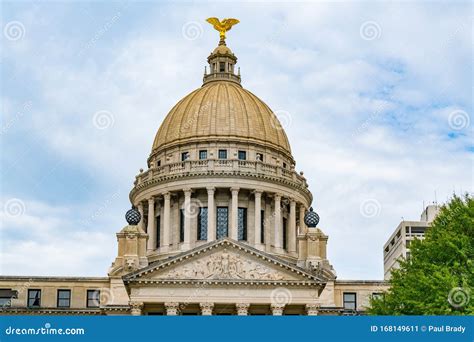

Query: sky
[[0, 0, 472, 280]]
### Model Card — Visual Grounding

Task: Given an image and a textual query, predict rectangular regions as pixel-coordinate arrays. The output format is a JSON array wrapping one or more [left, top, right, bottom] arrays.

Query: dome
[[151, 81, 292, 157]]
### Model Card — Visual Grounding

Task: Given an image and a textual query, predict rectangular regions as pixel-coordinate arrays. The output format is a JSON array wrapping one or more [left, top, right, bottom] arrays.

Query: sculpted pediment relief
[[152, 248, 293, 281], [125, 239, 325, 284]]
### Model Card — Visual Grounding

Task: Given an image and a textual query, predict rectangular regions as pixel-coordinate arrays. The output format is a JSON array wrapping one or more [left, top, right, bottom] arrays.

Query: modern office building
[[383, 204, 440, 279]]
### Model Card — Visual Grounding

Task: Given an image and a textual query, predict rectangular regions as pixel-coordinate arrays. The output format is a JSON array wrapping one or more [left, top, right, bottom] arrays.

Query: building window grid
[[238, 207, 247, 241], [87, 290, 100, 308], [218, 149, 227, 159], [199, 150, 207, 160], [238, 150, 247, 160], [27, 289, 41, 308], [0, 289, 17, 307], [343, 292, 357, 310], [57, 289, 71, 308], [216, 207, 229, 239], [198, 207, 208, 240], [156, 215, 161, 248], [179, 209, 185, 243]]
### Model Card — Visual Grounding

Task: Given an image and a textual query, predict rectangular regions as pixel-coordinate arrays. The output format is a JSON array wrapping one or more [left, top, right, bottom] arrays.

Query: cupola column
[[299, 204, 307, 234], [183, 188, 192, 249], [207, 187, 216, 242], [288, 199, 297, 254], [230, 187, 240, 240], [274, 194, 282, 250], [254, 191, 263, 249], [162, 192, 171, 251], [137, 202, 145, 231], [147, 197, 156, 251]]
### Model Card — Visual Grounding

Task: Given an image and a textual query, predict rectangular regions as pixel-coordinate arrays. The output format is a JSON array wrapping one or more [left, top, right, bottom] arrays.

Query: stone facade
[[0, 26, 389, 316]]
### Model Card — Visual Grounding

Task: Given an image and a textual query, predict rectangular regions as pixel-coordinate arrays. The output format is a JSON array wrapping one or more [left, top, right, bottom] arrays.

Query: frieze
[[151, 249, 289, 281]]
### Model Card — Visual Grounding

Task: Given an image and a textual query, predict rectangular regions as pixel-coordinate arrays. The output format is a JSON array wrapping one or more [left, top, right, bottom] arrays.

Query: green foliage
[[368, 194, 474, 315]]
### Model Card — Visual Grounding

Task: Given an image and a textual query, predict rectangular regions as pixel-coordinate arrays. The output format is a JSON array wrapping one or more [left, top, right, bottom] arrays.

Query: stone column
[[199, 302, 214, 316], [130, 302, 144, 316], [207, 187, 216, 242], [137, 202, 145, 231], [270, 303, 285, 316], [305, 303, 320, 316], [162, 192, 171, 251], [230, 187, 240, 240], [147, 197, 156, 251], [288, 199, 297, 253], [254, 191, 263, 248], [183, 188, 192, 249], [164, 302, 180, 315], [274, 194, 282, 249], [299, 204, 307, 234], [236, 303, 250, 316]]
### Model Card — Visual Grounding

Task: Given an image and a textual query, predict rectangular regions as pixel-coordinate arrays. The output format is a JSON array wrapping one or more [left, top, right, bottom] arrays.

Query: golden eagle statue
[[206, 17, 240, 42]]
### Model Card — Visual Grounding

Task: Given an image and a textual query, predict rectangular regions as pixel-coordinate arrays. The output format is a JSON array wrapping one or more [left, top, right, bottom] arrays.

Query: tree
[[368, 194, 474, 315]]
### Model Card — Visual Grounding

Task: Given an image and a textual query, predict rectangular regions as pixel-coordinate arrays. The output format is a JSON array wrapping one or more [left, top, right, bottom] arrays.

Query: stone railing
[[134, 159, 308, 188]]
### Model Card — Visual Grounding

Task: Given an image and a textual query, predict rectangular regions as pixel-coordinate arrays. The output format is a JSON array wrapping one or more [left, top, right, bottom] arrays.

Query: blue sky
[[1, 1, 472, 279]]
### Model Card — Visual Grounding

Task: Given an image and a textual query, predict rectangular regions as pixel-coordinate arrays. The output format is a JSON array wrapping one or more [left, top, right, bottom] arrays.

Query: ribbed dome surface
[[152, 81, 292, 156]]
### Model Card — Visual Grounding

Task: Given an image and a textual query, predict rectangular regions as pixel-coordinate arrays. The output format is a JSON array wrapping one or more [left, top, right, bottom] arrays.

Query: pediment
[[124, 239, 325, 285]]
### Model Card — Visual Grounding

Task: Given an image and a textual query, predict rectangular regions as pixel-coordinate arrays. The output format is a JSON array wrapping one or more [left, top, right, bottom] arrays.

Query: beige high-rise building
[[383, 204, 440, 280], [0, 22, 388, 316]]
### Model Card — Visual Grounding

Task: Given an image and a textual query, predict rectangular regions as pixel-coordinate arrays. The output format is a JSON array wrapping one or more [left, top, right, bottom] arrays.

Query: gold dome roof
[[151, 81, 292, 157]]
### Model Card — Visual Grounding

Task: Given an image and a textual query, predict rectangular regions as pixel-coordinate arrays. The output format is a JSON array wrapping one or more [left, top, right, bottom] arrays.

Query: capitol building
[[0, 20, 387, 316]]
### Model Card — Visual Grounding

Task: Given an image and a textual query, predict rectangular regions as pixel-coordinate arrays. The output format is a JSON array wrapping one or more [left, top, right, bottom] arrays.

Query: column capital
[[270, 303, 285, 315], [199, 302, 214, 315], [235, 303, 250, 315], [305, 303, 321, 316], [290, 198, 296, 205], [129, 301, 144, 316], [147, 197, 155, 204], [183, 188, 193, 195], [206, 186, 216, 192], [162, 191, 171, 200], [253, 190, 263, 196], [164, 302, 180, 315], [230, 187, 240, 193]]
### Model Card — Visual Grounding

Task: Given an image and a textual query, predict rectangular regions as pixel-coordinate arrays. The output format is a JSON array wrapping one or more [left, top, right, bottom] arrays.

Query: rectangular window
[[156, 160, 161, 167], [156, 215, 161, 248], [218, 149, 227, 159], [219, 62, 225, 72], [216, 207, 229, 239], [411, 227, 426, 234], [87, 290, 100, 308], [282, 162, 287, 169], [197, 207, 208, 240], [180, 209, 185, 243], [199, 150, 207, 160], [238, 207, 247, 241], [0, 289, 17, 307], [256, 153, 264, 162], [282, 217, 287, 249], [57, 289, 71, 308], [371, 293, 384, 301], [181, 152, 189, 161], [343, 292, 357, 310], [27, 289, 41, 308], [261, 210, 265, 243], [238, 150, 247, 160]]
